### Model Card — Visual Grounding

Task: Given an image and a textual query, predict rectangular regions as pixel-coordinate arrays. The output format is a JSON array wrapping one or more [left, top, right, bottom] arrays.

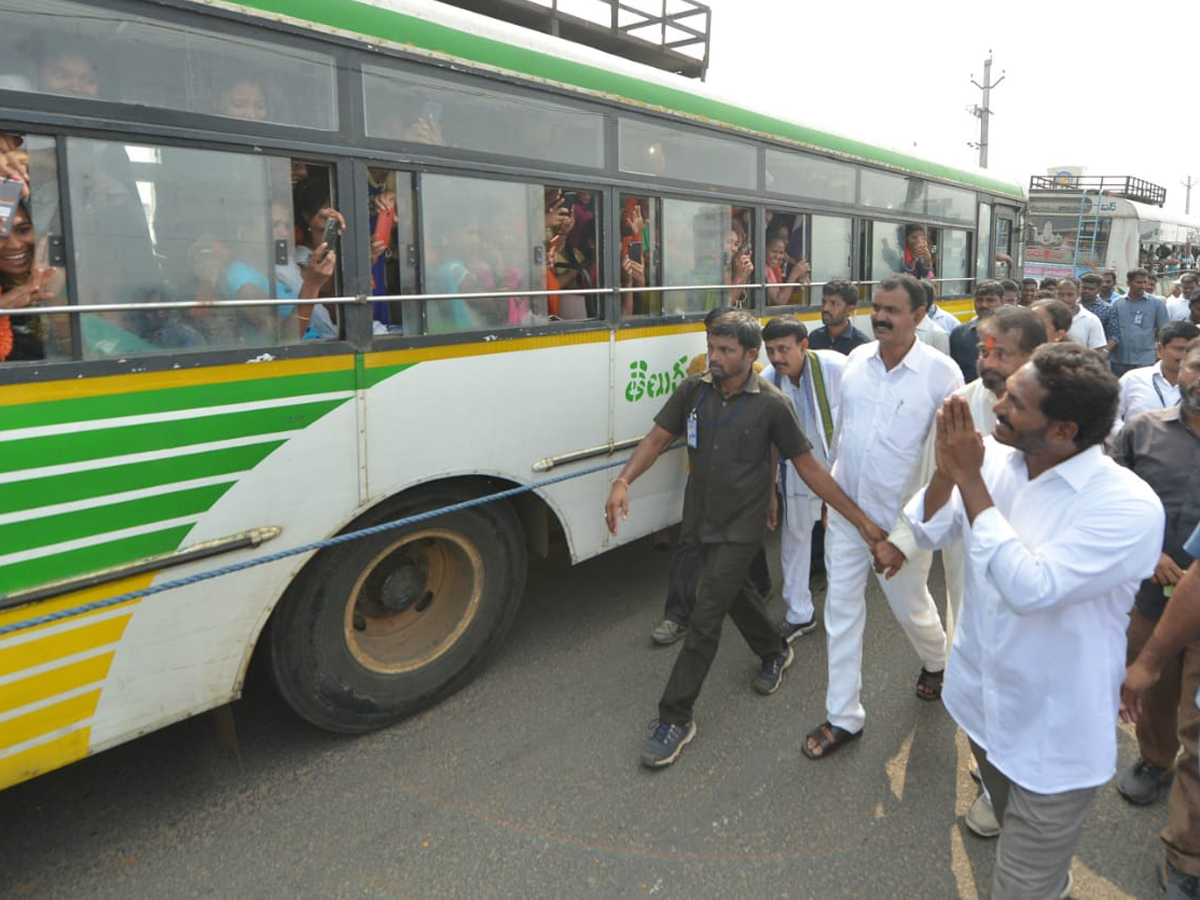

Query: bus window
[[763, 210, 810, 307], [619, 194, 657, 317], [764, 150, 854, 205], [939, 228, 972, 297], [661, 200, 754, 314], [0, 0, 337, 130], [0, 132, 69, 364], [810, 215, 853, 288], [545, 188, 601, 320], [363, 65, 604, 169], [976, 202, 993, 281], [367, 168, 418, 334], [619, 119, 756, 191], [420, 174, 543, 333], [995, 215, 1014, 280], [65, 139, 342, 355], [869, 220, 907, 282], [861, 171, 925, 215]]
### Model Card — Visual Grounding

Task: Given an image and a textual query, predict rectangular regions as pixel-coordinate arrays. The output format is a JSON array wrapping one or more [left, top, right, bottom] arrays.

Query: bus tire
[[267, 488, 527, 733]]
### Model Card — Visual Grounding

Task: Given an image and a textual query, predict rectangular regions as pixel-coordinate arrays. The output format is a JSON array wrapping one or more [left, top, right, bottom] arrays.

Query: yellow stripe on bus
[[0, 728, 91, 791], [0, 690, 101, 750], [0, 653, 114, 712], [0, 355, 354, 408], [0, 617, 128, 676], [0, 574, 151, 632]]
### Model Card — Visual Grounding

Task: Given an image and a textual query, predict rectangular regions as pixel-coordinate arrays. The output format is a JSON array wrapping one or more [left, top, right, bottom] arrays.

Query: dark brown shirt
[[655, 371, 812, 544], [1111, 405, 1200, 620]]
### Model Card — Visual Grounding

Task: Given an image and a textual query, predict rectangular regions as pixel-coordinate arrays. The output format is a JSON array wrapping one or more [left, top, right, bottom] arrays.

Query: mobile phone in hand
[[320, 216, 339, 259], [0, 179, 22, 238], [628, 241, 642, 264]]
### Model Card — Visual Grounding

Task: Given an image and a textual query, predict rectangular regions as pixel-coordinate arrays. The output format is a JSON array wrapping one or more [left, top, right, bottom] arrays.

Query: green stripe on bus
[[240, 0, 1022, 198], [0, 400, 344, 472], [0, 485, 232, 557], [0, 525, 195, 596], [0, 370, 355, 432], [363, 362, 413, 389], [0, 442, 283, 516]]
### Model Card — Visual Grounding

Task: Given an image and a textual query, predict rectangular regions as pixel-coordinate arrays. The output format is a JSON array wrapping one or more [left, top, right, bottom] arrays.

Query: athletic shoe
[[1117, 758, 1172, 805], [1059, 870, 1074, 899], [641, 720, 696, 768], [752, 645, 794, 695], [964, 793, 1000, 838], [650, 619, 687, 646], [777, 615, 818, 643]]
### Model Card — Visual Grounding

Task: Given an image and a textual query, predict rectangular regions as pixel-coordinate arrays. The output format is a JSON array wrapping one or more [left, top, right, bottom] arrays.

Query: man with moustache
[[1113, 268, 1171, 377], [760, 315, 847, 640], [906, 344, 1163, 900], [1080, 273, 1120, 357], [949, 280, 1005, 383], [1110, 339, 1200, 898], [806, 280, 871, 355], [606, 311, 887, 768], [803, 274, 963, 760]]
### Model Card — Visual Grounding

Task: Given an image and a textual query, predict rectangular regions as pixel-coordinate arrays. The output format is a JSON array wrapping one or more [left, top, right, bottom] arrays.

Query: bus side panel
[[0, 359, 361, 786]]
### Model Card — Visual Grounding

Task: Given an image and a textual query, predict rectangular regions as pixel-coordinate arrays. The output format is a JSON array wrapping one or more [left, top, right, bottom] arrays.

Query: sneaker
[[641, 720, 696, 768], [1117, 758, 1173, 805], [1159, 859, 1200, 899], [777, 615, 818, 643], [964, 793, 1000, 838], [650, 619, 687, 646], [752, 645, 794, 695], [1058, 870, 1074, 900]]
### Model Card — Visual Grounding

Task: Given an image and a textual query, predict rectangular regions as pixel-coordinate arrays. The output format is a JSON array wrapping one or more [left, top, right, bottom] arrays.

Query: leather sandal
[[803, 721, 863, 760], [916, 667, 944, 701]]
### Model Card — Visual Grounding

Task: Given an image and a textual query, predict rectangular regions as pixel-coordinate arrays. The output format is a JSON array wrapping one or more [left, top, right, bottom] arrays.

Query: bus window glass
[[939, 228, 971, 296], [927, 183, 975, 222], [995, 214, 1014, 279], [810, 215, 853, 287], [420, 174, 543, 333], [860, 170, 925, 214], [976, 202, 992, 280], [661, 199, 754, 313], [764, 150, 854, 204], [619, 194, 658, 316], [545, 187, 602, 320], [763, 210, 810, 307], [66, 139, 338, 356], [869, 220, 907, 282], [366, 168, 419, 334], [0, 132, 67, 363], [363, 65, 604, 169], [619, 119, 756, 190], [0, 0, 337, 130]]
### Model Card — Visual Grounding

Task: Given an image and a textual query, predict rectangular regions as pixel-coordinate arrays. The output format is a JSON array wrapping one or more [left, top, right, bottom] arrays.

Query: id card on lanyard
[[686, 413, 698, 448]]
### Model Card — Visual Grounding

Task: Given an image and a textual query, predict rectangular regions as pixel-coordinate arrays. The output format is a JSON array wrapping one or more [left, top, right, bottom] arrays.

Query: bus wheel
[[267, 489, 527, 733]]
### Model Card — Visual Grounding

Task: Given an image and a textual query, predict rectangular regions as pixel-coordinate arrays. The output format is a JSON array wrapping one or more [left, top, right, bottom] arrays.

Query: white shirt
[[1118, 361, 1179, 426], [761, 350, 846, 498], [905, 442, 1163, 793], [1167, 296, 1192, 321], [1066, 304, 1106, 350], [832, 338, 963, 526], [926, 303, 962, 336], [915, 314, 951, 354]]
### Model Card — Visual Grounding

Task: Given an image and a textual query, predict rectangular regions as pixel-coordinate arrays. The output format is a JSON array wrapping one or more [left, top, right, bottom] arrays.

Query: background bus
[[1027, 175, 1200, 289], [0, 0, 1024, 791]]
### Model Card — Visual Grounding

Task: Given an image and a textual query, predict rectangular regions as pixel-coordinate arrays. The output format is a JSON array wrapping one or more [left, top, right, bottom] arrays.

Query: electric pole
[[969, 52, 1005, 169], [1184, 175, 1196, 215]]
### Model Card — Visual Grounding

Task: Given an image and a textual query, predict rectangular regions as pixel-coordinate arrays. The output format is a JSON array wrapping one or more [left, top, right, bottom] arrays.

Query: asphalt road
[[0, 534, 1170, 899]]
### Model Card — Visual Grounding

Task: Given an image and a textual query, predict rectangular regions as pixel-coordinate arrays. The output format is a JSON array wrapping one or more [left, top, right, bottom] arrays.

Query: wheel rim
[[343, 527, 484, 674]]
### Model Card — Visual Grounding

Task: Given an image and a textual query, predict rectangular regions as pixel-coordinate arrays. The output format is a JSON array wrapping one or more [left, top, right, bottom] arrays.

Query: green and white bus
[[0, 0, 1025, 790]]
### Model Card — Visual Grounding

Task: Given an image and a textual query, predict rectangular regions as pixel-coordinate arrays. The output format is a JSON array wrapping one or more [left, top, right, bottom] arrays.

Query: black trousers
[[662, 521, 770, 625], [658, 540, 786, 724]]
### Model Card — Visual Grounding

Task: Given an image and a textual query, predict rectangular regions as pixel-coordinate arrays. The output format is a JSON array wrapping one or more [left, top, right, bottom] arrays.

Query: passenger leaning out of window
[[0, 200, 62, 362]]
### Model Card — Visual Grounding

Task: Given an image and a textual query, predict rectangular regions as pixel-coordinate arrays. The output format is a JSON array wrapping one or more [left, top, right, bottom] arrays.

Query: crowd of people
[[606, 264, 1200, 899]]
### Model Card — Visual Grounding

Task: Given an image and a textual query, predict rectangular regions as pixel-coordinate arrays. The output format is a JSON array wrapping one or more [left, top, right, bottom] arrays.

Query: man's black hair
[[1030, 343, 1119, 450], [709, 310, 762, 351], [981, 305, 1048, 356], [878, 273, 927, 312], [1159, 319, 1200, 346], [762, 314, 809, 344], [821, 279, 859, 307]]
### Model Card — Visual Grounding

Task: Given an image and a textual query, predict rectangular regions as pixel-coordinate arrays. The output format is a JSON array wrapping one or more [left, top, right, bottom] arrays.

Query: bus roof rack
[[436, 0, 711, 79], [1028, 175, 1167, 207]]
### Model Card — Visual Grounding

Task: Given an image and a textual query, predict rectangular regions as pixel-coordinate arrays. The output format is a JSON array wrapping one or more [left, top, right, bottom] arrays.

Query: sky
[[694, 0, 1199, 215]]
